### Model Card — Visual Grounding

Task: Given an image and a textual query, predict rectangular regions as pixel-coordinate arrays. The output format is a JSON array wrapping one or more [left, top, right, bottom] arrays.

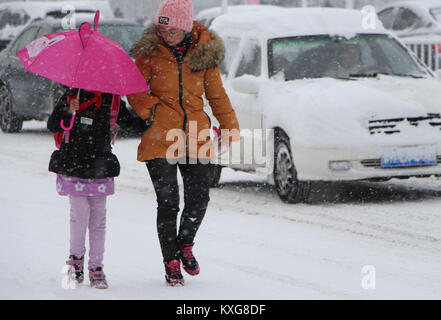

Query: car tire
[[207, 164, 222, 188], [274, 131, 310, 203], [0, 84, 22, 133]]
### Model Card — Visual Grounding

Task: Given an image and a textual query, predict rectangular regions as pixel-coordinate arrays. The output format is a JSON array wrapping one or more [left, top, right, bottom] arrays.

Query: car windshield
[[430, 7, 441, 21], [269, 34, 427, 80], [56, 24, 144, 55]]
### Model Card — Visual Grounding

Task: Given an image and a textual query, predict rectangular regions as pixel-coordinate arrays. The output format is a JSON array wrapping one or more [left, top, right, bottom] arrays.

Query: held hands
[[213, 126, 230, 155], [218, 136, 230, 155], [68, 98, 80, 114]]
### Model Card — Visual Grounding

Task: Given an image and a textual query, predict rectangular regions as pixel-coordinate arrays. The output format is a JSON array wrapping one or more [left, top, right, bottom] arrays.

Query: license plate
[[381, 146, 437, 168]]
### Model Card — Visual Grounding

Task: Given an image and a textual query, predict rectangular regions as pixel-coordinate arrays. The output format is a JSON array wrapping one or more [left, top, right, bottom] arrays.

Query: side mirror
[[231, 75, 260, 95]]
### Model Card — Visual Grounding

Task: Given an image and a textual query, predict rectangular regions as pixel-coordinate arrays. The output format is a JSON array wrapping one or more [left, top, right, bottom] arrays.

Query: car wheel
[[0, 84, 22, 133], [274, 131, 310, 203], [207, 164, 222, 188]]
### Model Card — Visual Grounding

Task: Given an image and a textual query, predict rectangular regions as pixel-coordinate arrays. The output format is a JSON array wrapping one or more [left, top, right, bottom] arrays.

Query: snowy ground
[[1, 121, 441, 300]]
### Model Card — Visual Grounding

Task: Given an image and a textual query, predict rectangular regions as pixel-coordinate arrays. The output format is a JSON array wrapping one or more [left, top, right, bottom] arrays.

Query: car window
[[10, 26, 39, 54], [97, 25, 144, 55], [393, 8, 420, 30], [377, 8, 395, 29], [269, 34, 426, 80], [220, 37, 241, 75], [235, 39, 261, 77], [430, 8, 441, 22], [0, 8, 30, 29], [35, 26, 54, 39]]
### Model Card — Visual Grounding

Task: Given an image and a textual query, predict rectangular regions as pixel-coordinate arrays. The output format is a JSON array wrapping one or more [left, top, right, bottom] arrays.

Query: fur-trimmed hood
[[131, 21, 225, 73]]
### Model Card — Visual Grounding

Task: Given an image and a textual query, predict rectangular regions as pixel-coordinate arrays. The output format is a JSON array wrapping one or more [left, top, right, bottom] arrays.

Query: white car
[[207, 7, 441, 203]]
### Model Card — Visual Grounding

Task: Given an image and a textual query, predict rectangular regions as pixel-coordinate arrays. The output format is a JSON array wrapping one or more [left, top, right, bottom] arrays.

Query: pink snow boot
[[66, 255, 84, 283], [89, 267, 108, 289], [164, 259, 184, 286], [178, 243, 200, 276]]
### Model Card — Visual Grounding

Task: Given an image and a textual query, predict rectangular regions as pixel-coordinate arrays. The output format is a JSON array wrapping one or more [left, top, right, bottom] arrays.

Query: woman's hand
[[69, 98, 80, 114]]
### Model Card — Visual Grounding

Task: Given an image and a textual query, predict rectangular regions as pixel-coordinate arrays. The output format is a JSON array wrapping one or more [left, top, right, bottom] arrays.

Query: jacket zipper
[[177, 58, 187, 132], [174, 50, 188, 156]]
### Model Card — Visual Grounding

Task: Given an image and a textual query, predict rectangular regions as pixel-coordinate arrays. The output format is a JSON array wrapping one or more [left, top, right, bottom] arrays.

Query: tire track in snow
[[209, 182, 441, 257], [209, 258, 364, 299]]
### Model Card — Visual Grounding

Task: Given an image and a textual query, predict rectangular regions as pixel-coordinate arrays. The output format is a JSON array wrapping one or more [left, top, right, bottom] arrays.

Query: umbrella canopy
[[16, 11, 149, 96]]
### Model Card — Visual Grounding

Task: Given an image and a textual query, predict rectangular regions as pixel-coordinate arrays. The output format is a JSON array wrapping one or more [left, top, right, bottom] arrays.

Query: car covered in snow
[[208, 7, 441, 203], [0, 1, 115, 52], [0, 17, 144, 133], [195, 3, 284, 27]]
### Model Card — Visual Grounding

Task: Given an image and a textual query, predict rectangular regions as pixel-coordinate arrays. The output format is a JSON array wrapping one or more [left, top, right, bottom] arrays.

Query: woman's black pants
[[146, 158, 211, 263]]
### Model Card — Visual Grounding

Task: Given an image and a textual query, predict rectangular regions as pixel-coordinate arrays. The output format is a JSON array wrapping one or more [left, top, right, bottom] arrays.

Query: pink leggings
[[69, 196, 107, 269]]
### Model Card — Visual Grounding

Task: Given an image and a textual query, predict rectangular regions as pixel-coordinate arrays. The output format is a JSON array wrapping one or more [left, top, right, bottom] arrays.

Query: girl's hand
[[69, 98, 80, 114]]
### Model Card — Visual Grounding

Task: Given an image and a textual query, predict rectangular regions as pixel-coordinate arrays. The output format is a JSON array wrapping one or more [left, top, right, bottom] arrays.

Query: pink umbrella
[[16, 11, 149, 96]]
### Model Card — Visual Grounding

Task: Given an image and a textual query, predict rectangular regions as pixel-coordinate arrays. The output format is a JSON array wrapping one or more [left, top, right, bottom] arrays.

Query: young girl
[[47, 88, 137, 289]]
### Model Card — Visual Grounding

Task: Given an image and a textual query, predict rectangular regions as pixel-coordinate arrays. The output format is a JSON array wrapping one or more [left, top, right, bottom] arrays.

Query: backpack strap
[[110, 95, 121, 145]]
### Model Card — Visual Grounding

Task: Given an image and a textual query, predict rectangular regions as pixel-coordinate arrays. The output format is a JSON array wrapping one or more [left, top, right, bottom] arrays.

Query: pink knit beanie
[[155, 0, 194, 33]]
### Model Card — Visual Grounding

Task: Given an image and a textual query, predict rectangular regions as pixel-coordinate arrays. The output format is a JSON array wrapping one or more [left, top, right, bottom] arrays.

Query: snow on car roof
[[0, 1, 114, 20], [196, 4, 285, 19], [211, 7, 387, 39]]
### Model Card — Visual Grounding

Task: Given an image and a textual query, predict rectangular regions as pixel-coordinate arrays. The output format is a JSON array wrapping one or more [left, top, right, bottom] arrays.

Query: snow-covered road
[[1, 121, 441, 299]]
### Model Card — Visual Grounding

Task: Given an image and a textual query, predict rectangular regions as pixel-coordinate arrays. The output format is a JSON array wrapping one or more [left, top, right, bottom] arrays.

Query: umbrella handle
[[60, 89, 80, 130], [60, 112, 76, 131]]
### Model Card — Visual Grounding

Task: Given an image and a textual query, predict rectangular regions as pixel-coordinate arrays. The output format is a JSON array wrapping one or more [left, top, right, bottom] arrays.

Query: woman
[[128, 0, 239, 286]]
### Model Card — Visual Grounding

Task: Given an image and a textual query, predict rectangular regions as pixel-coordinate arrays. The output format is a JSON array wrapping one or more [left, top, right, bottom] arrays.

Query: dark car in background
[[0, 17, 145, 133]]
